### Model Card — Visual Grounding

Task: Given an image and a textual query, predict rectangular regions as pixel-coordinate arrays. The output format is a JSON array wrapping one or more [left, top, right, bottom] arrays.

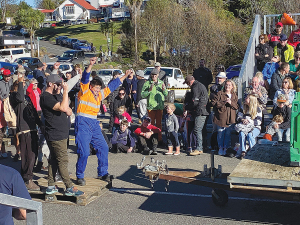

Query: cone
[[281, 13, 296, 25]]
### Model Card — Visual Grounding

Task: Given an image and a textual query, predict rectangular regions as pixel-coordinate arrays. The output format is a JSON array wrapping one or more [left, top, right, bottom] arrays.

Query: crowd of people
[[0, 23, 300, 216]]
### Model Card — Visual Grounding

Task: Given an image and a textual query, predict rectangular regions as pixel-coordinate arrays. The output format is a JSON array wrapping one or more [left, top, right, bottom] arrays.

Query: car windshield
[[230, 66, 241, 71], [61, 52, 74, 58], [144, 68, 173, 77], [98, 70, 113, 76], [17, 59, 30, 64]]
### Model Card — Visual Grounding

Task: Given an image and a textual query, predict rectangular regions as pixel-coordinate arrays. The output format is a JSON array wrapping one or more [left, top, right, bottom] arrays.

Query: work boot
[[189, 150, 202, 156], [97, 173, 115, 182], [77, 178, 86, 186], [143, 147, 150, 155], [34, 161, 43, 172], [150, 146, 158, 155], [25, 180, 40, 191]]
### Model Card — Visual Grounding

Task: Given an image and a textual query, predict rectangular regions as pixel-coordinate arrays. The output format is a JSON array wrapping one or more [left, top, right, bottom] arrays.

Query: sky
[[22, 0, 35, 7]]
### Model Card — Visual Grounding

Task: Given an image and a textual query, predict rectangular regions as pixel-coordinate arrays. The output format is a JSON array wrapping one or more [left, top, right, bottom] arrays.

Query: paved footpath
[[1, 112, 298, 225]]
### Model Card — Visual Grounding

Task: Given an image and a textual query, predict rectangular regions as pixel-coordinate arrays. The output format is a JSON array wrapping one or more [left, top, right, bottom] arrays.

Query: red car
[[51, 23, 57, 27]]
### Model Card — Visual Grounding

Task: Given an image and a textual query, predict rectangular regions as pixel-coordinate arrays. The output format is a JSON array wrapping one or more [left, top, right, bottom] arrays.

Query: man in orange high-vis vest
[[75, 57, 130, 186]]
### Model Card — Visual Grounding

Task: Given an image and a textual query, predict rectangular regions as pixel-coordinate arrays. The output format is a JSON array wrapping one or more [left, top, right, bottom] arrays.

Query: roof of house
[[73, 0, 97, 10], [40, 9, 55, 13]]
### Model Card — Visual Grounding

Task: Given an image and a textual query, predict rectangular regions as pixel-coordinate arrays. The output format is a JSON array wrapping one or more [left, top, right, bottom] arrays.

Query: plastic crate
[[290, 92, 300, 166]]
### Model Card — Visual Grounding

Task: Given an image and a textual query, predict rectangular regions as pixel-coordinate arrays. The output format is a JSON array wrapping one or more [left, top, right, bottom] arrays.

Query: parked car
[[57, 50, 85, 63], [225, 64, 241, 79], [75, 19, 87, 24], [97, 69, 124, 86], [66, 38, 79, 48], [61, 37, 69, 46], [46, 62, 73, 76], [56, 20, 71, 26], [15, 57, 42, 71], [144, 67, 188, 100], [56, 36, 68, 45], [42, 22, 51, 28], [51, 23, 57, 27], [0, 48, 31, 63], [74, 42, 91, 52], [20, 28, 29, 37]]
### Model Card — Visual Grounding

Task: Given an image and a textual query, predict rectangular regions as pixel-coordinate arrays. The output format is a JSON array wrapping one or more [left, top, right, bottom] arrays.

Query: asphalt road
[[0, 112, 298, 225]]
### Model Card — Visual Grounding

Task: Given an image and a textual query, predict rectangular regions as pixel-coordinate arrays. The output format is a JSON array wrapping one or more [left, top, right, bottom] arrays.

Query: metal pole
[[210, 150, 216, 181], [37, 37, 40, 57]]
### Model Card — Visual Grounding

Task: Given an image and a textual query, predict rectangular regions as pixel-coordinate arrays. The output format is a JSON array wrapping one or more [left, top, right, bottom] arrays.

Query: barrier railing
[[237, 15, 261, 100], [263, 13, 300, 36], [0, 193, 43, 225]]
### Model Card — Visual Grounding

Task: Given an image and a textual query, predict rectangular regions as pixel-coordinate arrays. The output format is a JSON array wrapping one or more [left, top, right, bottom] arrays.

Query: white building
[[53, 0, 98, 21]]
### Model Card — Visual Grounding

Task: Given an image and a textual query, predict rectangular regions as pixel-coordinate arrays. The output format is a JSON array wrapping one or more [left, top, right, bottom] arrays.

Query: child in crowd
[[164, 103, 180, 155], [134, 116, 161, 155], [263, 114, 284, 141], [113, 106, 132, 133], [111, 119, 135, 153], [235, 115, 255, 135]]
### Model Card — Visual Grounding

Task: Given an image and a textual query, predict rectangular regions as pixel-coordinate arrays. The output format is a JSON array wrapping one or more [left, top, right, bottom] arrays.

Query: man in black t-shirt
[[40, 74, 84, 196]]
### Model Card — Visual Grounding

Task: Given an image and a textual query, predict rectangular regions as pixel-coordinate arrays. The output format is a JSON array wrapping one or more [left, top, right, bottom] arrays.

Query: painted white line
[[110, 188, 300, 204]]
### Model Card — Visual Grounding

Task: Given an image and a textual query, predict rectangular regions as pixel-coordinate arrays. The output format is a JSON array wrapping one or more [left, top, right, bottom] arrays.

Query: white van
[[0, 48, 31, 63]]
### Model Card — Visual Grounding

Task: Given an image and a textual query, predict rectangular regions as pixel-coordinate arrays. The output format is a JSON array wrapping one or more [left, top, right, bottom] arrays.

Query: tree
[[99, 22, 111, 51], [0, 0, 17, 22], [125, 0, 143, 62], [14, 7, 44, 57], [109, 22, 119, 53], [35, 0, 63, 8]]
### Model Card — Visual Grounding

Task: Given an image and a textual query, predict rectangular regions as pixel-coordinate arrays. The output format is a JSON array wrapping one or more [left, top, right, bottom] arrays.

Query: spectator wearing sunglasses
[[110, 87, 132, 132], [255, 34, 273, 71]]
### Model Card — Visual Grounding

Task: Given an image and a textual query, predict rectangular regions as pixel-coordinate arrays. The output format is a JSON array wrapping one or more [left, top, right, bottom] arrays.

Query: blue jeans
[[217, 124, 233, 149], [194, 115, 207, 151], [167, 131, 180, 147], [238, 128, 260, 153], [277, 128, 290, 142]]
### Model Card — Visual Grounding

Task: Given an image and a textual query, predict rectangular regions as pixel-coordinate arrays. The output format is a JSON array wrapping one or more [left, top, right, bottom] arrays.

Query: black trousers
[[112, 143, 136, 153], [138, 133, 158, 152], [19, 131, 38, 182], [108, 103, 114, 130]]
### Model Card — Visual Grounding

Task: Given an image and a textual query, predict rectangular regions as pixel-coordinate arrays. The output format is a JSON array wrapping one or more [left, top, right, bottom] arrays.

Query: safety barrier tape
[[167, 87, 190, 90]]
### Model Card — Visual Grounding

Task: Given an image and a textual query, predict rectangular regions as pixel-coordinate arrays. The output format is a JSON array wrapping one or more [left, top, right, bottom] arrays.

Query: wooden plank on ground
[[28, 176, 111, 206]]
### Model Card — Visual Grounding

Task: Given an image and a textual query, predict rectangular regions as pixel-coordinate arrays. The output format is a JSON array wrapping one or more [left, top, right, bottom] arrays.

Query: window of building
[[65, 6, 74, 14]]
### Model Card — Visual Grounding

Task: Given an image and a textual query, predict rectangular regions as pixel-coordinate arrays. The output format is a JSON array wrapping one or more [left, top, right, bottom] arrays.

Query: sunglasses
[[283, 81, 289, 83], [259, 38, 264, 40], [119, 93, 125, 95]]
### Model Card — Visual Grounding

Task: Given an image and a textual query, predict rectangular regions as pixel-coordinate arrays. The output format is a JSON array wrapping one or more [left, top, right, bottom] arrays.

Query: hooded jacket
[[26, 83, 41, 111]]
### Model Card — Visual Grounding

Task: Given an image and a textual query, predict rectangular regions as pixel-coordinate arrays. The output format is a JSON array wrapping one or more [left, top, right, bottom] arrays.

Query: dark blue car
[[73, 40, 91, 52], [226, 64, 241, 79]]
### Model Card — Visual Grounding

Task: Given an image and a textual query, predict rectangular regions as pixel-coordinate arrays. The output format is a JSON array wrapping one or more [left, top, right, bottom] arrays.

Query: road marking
[[110, 188, 300, 204]]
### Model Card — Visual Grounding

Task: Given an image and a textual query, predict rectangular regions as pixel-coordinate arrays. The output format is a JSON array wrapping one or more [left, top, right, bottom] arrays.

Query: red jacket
[[134, 124, 161, 136], [288, 29, 300, 48], [26, 83, 41, 111]]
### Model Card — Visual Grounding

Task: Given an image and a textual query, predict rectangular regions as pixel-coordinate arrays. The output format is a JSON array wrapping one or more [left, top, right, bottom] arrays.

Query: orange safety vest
[[77, 82, 111, 119]]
